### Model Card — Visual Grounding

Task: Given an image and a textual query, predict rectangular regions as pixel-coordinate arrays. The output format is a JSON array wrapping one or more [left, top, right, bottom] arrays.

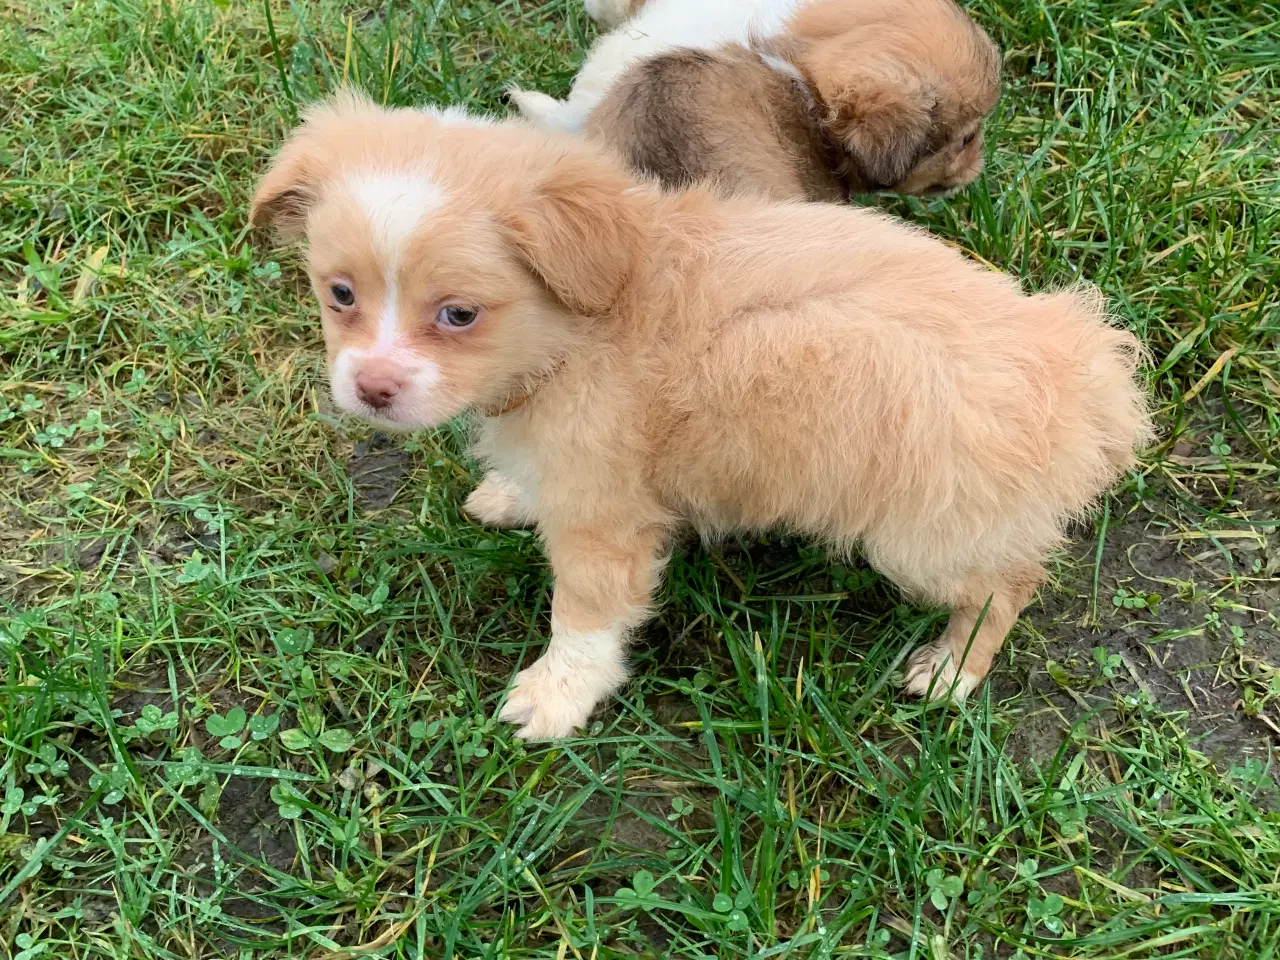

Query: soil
[[1003, 479, 1280, 774], [347, 433, 414, 511], [644, 475, 1279, 778], [215, 775, 299, 874]]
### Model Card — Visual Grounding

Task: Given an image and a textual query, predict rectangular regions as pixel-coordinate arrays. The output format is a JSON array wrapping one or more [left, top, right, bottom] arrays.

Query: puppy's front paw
[[584, 0, 634, 27], [507, 88, 564, 126], [903, 640, 982, 701], [498, 650, 627, 739], [463, 473, 532, 528]]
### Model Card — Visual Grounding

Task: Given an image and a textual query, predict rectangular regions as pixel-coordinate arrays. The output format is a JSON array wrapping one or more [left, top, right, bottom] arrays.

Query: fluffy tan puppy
[[588, 0, 1001, 199], [251, 93, 1152, 739]]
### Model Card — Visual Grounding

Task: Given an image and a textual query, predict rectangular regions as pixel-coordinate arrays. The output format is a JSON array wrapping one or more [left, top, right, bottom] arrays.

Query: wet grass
[[1, 0, 1278, 957]]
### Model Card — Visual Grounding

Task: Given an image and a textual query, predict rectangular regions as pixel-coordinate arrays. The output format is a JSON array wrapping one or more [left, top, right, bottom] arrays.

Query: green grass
[[2, 0, 1279, 957]]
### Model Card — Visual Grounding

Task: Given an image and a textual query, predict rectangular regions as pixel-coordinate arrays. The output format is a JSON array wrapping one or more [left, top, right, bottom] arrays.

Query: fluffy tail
[[1043, 285, 1155, 482]]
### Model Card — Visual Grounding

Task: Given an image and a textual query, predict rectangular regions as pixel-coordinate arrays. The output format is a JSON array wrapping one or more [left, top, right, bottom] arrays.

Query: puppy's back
[[648, 202, 1150, 549], [588, 45, 847, 202]]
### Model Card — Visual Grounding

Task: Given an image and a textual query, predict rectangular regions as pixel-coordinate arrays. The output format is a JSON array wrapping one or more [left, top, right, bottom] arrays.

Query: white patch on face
[[330, 173, 449, 427], [348, 173, 446, 279], [330, 343, 444, 429]]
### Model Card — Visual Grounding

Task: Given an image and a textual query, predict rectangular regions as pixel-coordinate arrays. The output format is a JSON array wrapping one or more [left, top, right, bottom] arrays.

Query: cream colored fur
[[584, 0, 647, 29], [251, 94, 1154, 739]]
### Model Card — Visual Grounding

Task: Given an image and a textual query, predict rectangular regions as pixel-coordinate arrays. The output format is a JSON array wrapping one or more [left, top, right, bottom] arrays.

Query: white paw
[[903, 640, 982, 701], [508, 88, 565, 125], [497, 642, 628, 739], [584, 0, 634, 27], [507, 88, 592, 133], [462, 473, 533, 529]]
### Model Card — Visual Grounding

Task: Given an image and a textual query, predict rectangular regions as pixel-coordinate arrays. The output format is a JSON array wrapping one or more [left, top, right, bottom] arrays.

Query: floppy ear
[[504, 152, 646, 316], [252, 89, 384, 236], [825, 63, 937, 189], [250, 135, 324, 239]]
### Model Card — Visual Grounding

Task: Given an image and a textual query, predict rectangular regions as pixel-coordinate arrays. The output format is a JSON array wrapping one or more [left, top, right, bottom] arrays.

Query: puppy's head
[[792, 0, 1001, 196], [251, 91, 644, 430]]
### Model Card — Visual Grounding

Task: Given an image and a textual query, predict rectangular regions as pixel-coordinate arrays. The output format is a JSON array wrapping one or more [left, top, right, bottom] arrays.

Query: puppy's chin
[[897, 159, 983, 199], [343, 406, 434, 432], [928, 172, 981, 198], [330, 385, 466, 432]]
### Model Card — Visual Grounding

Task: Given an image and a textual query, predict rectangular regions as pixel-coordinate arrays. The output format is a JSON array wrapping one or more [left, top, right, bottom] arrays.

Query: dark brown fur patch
[[588, 46, 848, 202], [587, 0, 1003, 202]]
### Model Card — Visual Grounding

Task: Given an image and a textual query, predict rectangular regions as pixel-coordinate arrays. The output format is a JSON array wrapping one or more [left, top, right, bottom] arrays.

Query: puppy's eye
[[437, 305, 478, 328], [330, 283, 355, 307], [961, 131, 978, 147]]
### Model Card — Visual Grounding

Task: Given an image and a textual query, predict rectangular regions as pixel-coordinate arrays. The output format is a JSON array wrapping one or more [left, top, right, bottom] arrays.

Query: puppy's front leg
[[498, 525, 666, 739], [903, 570, 1042, 700]]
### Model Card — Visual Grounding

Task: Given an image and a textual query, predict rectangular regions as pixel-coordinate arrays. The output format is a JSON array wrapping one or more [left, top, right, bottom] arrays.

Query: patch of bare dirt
[[347, 433, 414, 511], [215, 775, 299, 873], [1002, 478, 1279, 773]]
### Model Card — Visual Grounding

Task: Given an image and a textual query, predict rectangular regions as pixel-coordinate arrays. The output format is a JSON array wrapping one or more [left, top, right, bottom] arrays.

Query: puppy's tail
[[1040, 285, 1155, 480]]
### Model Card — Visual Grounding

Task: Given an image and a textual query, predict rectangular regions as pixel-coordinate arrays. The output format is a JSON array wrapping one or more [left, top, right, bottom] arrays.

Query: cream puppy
[[509, 0, 808, 132], [252, 94, 1152, 739]]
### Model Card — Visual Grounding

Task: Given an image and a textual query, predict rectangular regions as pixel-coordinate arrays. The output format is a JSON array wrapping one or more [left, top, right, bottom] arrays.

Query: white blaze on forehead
[[348, 173, 446, 271], [346, 173, 446, 353]]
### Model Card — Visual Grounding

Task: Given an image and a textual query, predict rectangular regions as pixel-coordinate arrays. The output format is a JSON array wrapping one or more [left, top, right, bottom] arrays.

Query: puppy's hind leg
[[902, 569, 1042, 701]]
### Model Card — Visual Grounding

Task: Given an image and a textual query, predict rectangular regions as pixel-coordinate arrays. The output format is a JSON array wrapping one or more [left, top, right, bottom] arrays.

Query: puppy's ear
[[250, 134, 325, 238], [504, 152, 645, 316], [252, 89, 385, 235], [826, 63, 937, 189]]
